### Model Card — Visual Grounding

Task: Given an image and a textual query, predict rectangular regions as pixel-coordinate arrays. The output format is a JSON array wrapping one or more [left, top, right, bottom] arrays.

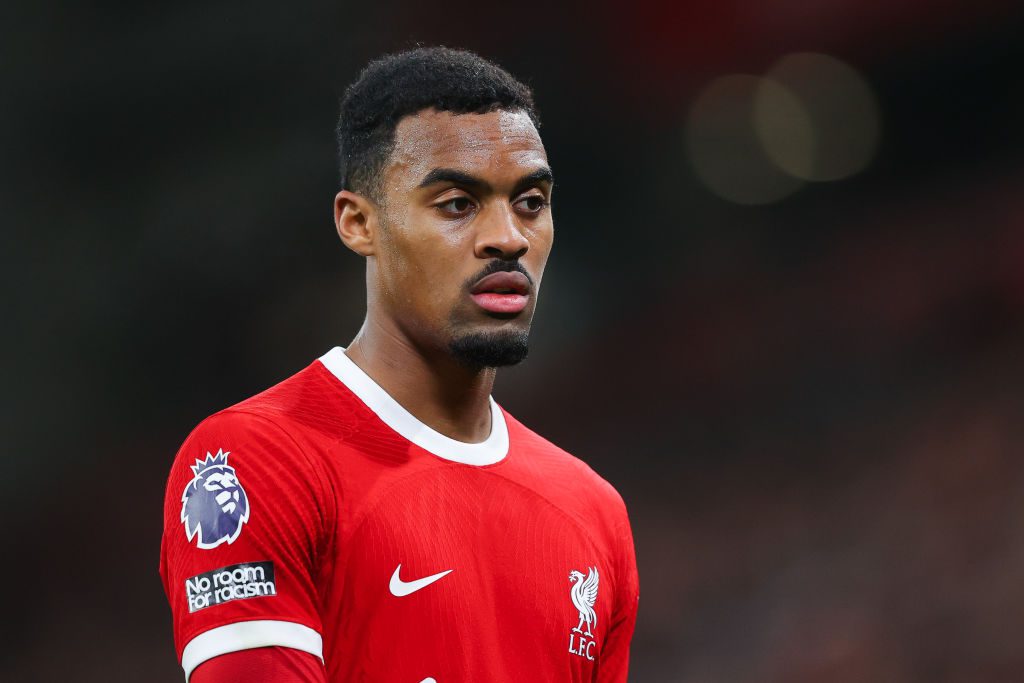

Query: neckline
[[317, 347, 509, 466]]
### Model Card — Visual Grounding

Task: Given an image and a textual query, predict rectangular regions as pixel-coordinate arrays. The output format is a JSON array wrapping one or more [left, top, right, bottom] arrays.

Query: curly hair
[[336, 47, 539, 201]]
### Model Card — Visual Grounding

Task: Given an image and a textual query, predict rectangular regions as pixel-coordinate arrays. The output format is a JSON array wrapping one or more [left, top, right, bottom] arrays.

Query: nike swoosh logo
[[389, 564, 453, 597]]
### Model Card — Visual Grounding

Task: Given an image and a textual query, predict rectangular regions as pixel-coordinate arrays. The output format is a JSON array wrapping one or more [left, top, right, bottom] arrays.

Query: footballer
[[160, 47, 639, 682]]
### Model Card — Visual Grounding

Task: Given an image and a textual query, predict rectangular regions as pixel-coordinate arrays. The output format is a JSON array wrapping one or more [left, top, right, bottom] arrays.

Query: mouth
[[469, 271, 531, 315]]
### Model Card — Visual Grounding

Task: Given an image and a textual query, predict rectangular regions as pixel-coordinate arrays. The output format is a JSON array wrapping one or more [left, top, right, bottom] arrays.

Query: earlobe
[[334, 190, 376, 257]]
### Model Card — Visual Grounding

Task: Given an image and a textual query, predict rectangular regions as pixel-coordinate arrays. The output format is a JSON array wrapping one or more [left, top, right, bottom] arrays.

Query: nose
[[474, 202, 529, 261]]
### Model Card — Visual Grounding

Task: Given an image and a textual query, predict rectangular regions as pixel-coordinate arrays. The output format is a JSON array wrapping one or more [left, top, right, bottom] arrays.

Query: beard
[[448, 328, 530, 369]]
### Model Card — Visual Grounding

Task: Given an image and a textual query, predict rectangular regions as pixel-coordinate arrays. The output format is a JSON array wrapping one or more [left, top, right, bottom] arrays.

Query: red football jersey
[[160, 347, 639, 681]]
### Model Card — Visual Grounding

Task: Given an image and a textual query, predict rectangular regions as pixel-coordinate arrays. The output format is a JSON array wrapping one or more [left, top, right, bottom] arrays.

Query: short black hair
[[336, 47, 540, 200]]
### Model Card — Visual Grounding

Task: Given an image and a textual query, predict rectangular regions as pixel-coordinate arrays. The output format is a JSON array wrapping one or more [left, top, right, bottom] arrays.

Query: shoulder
[[503, 411, 630, 526], [166, 361, 348, 509], [175, 358, 366, 464], [163, 369, 342, 557], [228, 358, 365, 438], [166, 407, 328, 515]]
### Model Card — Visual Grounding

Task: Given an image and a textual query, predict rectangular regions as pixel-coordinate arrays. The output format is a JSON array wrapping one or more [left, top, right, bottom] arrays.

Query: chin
[[448, 328, 530, 369]]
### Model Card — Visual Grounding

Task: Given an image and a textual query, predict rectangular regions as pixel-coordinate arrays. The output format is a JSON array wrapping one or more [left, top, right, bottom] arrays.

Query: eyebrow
[[513, 168, 555, 194], [417, 167, 555, 193]]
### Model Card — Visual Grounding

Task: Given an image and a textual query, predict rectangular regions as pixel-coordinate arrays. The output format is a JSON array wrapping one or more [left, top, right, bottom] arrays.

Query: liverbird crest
[[568, 566, 600, 639]]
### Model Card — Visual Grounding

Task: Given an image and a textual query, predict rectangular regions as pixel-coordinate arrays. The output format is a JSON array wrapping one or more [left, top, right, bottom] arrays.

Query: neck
[[344, 317, 497, 443]]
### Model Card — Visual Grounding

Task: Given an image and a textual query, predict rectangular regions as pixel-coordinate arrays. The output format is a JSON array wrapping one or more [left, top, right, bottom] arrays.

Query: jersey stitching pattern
[[336, 463, 615, 595], [478, 468, 617, 575]]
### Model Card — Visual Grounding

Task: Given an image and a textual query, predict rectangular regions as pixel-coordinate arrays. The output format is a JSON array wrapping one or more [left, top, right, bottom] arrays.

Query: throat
[[344, 333, 497, 444]]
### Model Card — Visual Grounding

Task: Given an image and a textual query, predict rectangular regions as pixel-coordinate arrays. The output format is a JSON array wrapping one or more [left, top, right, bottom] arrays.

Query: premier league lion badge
[[180, 449, 250, 549]]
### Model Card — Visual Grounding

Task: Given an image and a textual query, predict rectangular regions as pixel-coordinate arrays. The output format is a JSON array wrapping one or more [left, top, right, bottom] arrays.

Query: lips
[[470, 271, 531, 314], [470, 271, 530, 295]]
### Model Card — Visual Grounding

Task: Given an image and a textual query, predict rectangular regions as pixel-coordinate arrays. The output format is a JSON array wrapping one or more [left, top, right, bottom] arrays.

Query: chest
[[324, 466, 615, 680]]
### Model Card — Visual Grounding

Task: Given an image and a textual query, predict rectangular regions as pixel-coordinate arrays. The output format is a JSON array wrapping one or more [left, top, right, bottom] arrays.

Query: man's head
[[334, 48, 554, 370]]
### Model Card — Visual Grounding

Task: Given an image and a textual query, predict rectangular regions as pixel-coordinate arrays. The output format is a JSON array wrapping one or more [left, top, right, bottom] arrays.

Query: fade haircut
[[336, 47, 540, 202]]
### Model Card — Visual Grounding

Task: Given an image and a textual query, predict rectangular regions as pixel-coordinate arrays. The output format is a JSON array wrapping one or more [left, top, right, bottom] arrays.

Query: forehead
[[387, 109, 547, 187]]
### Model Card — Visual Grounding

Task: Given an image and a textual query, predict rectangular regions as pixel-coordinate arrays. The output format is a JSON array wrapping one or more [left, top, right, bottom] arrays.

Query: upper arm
[[159, 410, 333, 681]]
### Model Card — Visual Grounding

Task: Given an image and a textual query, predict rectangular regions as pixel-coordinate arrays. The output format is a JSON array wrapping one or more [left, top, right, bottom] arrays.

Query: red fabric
[[191, 647, 325, 683], [161, 351, 639, 681]]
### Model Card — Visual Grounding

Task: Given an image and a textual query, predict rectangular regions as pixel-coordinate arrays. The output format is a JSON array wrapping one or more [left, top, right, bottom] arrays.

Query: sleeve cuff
[[181, 620, 324, 681]]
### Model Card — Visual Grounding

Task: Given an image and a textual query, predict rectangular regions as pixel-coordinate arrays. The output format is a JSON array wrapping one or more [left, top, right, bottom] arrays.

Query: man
[[160, 47, 639, 682]]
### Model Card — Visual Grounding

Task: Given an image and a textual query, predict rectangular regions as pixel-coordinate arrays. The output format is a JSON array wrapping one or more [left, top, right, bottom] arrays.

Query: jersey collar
[[318, 346, 509, 466]]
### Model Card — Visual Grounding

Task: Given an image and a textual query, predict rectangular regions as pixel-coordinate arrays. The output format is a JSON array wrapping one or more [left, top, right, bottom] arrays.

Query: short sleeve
[[159, 410, 332, 681]]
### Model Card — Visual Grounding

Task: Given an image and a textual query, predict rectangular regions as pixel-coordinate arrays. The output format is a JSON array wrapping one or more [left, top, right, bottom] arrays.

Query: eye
[[514, 194, 549, 214], [437, 196, 474, 216]]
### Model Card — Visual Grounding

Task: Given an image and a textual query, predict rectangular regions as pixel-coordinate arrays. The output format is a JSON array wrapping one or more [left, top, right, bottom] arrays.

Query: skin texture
[[334, 109, 554, 442]]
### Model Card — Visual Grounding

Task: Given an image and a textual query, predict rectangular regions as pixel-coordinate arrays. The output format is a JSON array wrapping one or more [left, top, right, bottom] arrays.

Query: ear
[[334, 189, 377, 257]]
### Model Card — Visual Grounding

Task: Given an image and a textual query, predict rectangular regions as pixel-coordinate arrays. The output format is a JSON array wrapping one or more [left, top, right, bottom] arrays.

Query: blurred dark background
[[4, 1, 1024, 680]]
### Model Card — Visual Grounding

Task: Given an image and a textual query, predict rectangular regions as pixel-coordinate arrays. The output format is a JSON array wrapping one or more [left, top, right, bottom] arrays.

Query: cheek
[[525, 226, 554, 282], [379, 227, 467, 313]]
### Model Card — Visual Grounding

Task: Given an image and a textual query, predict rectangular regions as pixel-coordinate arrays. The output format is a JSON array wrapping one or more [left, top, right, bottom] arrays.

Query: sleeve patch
[[186, 561, 276, 613], [180, 449, 251, 549]]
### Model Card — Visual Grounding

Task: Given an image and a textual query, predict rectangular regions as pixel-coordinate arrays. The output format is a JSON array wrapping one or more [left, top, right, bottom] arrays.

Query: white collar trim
[[317, 346, 509, 466]]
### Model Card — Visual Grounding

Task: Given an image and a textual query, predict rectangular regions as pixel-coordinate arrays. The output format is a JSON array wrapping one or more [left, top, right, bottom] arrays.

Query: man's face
[[370, 108, 554, 367]]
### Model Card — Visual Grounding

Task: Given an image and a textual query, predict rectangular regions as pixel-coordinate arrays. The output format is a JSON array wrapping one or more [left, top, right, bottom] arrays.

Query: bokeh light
[[686, 74, 805, 205], [762, 52, 881, 182], [752, 77, 815, 182], [687, 53, 882, 204]]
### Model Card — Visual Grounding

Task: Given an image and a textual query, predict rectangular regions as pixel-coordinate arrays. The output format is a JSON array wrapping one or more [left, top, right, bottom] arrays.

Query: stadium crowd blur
[[4, 1, 1023, 681]]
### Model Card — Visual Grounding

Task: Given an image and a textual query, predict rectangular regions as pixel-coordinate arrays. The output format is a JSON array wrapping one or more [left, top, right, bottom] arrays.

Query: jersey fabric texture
[[160, 347, 639, 682], [191, 646, 325, 682]]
